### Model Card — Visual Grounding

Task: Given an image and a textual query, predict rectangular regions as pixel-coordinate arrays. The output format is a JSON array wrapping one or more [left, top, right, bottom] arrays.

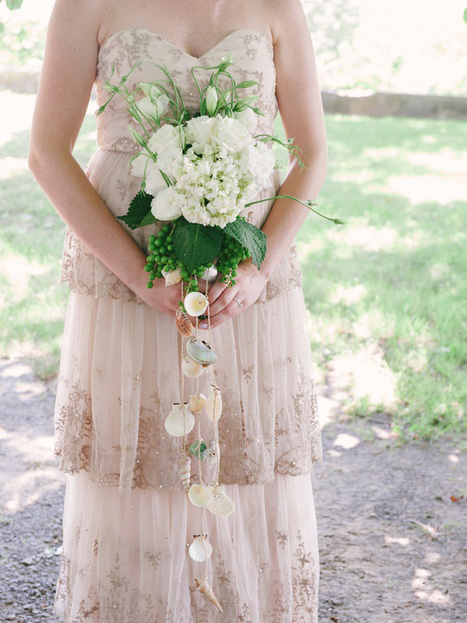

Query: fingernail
[[199, 322, 208, 329]]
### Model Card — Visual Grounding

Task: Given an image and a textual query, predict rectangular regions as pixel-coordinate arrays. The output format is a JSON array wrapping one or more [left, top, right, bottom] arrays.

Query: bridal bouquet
[[97, 54, 341, 308], [97, 53, 341, 612]]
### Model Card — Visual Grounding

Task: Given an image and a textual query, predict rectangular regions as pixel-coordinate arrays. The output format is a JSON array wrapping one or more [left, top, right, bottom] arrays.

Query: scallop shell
[[162, 267, 182, 286], [188, 392, 206, 413], [188, 483, 213, 507], [179, 455, 191, 494], [184, 291, 208, 316], [186, 337, 217, 366], [189, 534, 213, 562], [175, 308, 193, 337], [194, 575, 223, 613], [181, 355, 204, 378], [206, 485, 235, 517], [205, 386, 222, 422], [164, 403, 195, 437]]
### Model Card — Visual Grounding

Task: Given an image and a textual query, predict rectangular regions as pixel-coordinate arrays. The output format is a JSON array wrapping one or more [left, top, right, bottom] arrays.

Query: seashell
[[189, 534, 213, 562], [206, 484, 235, 517], [188, 392, 206, 413], [186, 337, 217, 366], [200, 439, 218, 464], [181, 355, 204, 378], [184, 291, 208, 317], [179, 455, 191, 494], [162, 266, 182, 286], [194, 575, 223, 613], [188, 483, 213, 507], [201, 265, 218, 283], [175, 308, 193, 337], [164, 403, 195, 437], [205, 385, 222, 422]]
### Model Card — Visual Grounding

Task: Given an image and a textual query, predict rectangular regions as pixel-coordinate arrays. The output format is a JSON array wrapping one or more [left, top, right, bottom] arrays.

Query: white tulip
[[205, 86, 218, 115]]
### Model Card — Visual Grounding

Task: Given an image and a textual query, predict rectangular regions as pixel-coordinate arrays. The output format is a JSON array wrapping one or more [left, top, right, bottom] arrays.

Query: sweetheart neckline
[[98, 27, 274, 61]]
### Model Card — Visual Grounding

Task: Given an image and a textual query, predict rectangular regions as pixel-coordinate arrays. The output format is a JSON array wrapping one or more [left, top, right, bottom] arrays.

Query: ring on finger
[[233, 297, 243, 308]]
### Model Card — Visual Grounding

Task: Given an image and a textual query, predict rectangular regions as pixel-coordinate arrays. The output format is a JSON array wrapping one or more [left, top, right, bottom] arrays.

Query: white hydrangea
[[137, 113, 276, 227]]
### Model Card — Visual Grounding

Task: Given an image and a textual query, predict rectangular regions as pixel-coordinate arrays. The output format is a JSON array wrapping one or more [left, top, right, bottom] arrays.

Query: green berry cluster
[[217, 233, 251, 286], [144, 224, 213, 293]]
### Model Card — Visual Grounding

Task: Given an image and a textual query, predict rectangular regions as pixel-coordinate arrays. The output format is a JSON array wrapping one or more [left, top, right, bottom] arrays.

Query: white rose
[[247, 141, 276, 187], [233, 108, 258, 133], [148, 123, 183, 154], [151, 187, 182, 220], [185, 115, 217, 147], [212, 114, 253, 153], [156, 146, 183, 178], [130, 155, 167, 195]]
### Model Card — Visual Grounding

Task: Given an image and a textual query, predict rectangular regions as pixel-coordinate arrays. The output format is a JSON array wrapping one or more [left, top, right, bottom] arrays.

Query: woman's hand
[[135, 277, 185, 318], [199, 259, 268, 329]]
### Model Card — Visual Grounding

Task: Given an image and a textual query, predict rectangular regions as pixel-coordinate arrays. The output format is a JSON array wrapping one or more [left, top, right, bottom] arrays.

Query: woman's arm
[[28, 0, 182, 316], [205, 0, 328, 327]]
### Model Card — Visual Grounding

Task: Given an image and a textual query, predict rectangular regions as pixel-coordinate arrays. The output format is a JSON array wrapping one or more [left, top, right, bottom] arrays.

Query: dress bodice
[[94, 28, 278, 154]]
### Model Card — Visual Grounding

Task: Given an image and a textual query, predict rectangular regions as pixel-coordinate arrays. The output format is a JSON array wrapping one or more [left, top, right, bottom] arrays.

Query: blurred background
[[0, 0, 466, 441]]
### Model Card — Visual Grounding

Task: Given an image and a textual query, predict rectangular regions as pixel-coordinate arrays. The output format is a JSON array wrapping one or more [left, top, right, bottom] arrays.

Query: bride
[[28, 0, 328, 620]]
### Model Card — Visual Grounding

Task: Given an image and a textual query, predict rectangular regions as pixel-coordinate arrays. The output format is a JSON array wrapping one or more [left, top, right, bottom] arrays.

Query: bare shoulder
[[261, 0, 311, 48]]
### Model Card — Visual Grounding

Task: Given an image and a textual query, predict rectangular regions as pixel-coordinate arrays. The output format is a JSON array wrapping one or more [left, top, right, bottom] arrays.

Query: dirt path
[[0, 357, 465, 622]]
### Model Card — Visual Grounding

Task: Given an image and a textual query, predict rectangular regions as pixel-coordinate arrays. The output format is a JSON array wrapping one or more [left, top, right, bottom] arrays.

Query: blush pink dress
[[53, 27, 322, 622]]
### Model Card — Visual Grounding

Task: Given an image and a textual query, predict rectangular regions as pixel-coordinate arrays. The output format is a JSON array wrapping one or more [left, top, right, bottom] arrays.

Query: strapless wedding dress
[[53, 27, 321, 622]]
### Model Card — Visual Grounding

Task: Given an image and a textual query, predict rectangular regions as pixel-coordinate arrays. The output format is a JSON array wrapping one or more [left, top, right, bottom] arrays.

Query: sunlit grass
[[275, 113, 466, 442]]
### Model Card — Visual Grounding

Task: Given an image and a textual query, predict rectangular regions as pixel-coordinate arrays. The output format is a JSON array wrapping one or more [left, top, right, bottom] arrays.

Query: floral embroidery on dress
[[55, 524, 318, 622]]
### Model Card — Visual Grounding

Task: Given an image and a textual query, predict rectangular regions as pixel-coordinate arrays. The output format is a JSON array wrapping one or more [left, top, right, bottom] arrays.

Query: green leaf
[[172, 218, 223, 273], [117, 190, 154, 230], [223, 218, 266, 268]]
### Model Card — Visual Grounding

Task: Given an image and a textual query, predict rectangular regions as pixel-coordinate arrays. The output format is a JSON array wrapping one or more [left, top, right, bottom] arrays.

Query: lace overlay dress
[[53, 28, 322, 622]]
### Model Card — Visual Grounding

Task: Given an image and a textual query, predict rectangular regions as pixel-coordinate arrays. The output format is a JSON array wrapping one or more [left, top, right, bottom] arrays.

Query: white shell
[[162, 267, 182, 286], [188, 483, 213, 507], [205, 386, 222, 422], [181, 355, 204, 378], [206, 485, 235, 517], [184, 291, 208, 316], [189, 535, 213, 562], [201, 265, 218, 283], [164, 403, 195, 437], [189, 392, 206, 413], [201, 439, 219, 465], [179, 455, 191, 494]]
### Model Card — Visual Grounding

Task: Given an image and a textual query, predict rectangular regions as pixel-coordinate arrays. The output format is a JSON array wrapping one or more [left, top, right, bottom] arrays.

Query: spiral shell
[[164, 403, 195, 437], [175, 309, 193, 337], [162, 267, 182, 286], [194, 575, 223, 613], [181, 355, 204, 378], [186, 337, 217, 366], [179, 455, 191, 494], [205, 385, 222, 422], [188, 392, 206, 413], [189, 534, 213, 562], [184, 291, 208, 316], [188, 483, 213, 507], [206, 485, 235, 517]]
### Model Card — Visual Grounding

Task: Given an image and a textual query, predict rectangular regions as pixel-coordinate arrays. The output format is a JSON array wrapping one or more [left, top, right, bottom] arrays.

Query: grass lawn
[[1, 91, 465, 443]]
